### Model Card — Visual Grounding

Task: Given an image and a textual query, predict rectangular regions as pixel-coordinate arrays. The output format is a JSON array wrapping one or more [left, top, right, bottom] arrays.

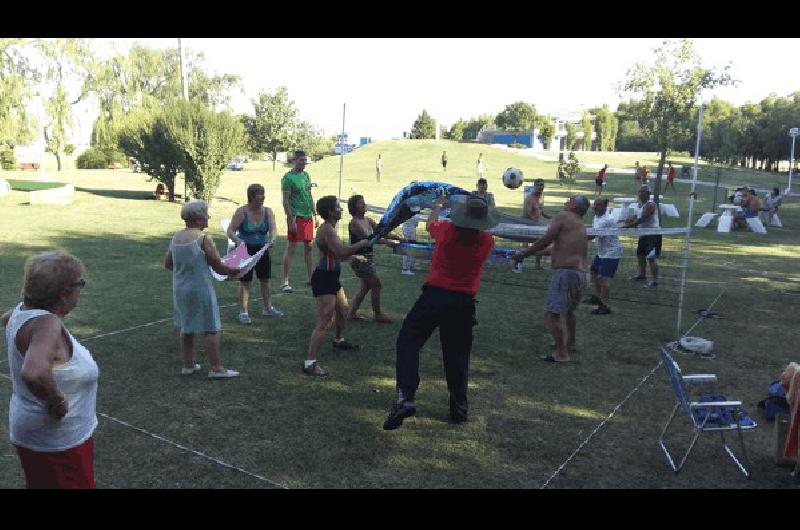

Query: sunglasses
[[70, 279, 87, 289]]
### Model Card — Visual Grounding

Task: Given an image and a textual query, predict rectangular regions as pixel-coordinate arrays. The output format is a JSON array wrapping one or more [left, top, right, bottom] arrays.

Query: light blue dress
[[170, 233, 222, 334]]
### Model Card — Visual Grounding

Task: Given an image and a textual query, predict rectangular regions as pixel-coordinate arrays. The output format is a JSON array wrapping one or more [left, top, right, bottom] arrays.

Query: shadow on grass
[[76, 187, 159, 201]]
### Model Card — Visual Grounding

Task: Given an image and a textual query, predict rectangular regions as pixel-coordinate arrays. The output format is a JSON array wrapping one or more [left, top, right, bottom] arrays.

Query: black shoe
[[383, 401, 416, 430], [629, 274, 646, 281], [333, 339, 360, 351], [591, 305, 612, 315], [449, 413, 468, 425], [585, 295, 602, 305]]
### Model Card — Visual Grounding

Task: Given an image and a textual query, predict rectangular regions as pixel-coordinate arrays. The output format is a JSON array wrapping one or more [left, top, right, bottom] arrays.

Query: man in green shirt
[[281, 150, 318, 292]]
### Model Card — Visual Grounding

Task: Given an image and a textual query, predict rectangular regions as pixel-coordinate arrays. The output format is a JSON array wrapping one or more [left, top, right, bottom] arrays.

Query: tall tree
[[495, 101, 537, 131], [591, 105, 618, 151], [291, 120, 332, 162], [448, 119, 466, 141], [581, 111, 593, 151], [0, 39, 39, 148], [536, 116, 555, 149], [462, 115, 495, 141], [411, 109, 436, 139], [565, 122, 576, 151], [621, 39, 732, 209], [243, 87, 296, 170]]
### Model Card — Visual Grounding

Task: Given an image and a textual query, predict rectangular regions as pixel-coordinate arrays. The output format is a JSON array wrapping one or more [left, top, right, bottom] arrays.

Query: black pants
[[396, 285, 476, 421]]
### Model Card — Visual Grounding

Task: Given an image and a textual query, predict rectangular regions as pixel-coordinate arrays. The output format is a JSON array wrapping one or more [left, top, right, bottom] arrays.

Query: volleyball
[[502, 167, 524, 189]]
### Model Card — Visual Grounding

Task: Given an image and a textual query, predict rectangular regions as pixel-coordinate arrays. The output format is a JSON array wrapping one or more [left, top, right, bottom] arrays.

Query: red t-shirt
[[597, 168, 606, 181], [426, 221, 494, 296], [667, 167, 675, 180]]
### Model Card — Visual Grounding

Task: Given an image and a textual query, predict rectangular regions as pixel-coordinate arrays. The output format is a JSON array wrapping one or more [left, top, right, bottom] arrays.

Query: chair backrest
[[659, 347, 690, 413], [220, 218, 231, 233]]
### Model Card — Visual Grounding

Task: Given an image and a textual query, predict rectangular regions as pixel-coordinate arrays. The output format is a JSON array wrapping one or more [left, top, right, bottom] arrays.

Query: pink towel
[[780, 363, 800, 461]]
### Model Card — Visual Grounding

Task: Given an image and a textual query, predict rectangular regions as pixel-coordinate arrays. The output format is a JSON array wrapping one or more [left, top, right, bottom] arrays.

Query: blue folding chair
[[658, 346, 757, 478]]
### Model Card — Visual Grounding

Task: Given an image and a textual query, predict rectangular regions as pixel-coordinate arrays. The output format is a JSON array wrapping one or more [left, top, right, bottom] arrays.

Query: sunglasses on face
[[70, 279, 87, 289]]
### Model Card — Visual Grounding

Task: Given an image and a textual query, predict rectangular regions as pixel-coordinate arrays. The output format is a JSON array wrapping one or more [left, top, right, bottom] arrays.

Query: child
[[401, 208, 419, 275]]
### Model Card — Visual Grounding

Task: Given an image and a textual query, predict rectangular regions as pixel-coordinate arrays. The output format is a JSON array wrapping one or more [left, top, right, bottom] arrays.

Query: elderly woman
[[303, 195, 371, 376], [226, 183, 281, 325], [1, 251, 98, 488], [345, 194, 399, 323], [165, 200, 241, 379]]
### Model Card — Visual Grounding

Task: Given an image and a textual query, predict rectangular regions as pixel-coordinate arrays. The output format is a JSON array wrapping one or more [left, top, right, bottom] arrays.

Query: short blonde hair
[[181, 200, 209, 224]]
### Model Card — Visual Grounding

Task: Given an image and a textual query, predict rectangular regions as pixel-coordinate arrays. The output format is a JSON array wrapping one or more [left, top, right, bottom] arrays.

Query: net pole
[[676, 103, 705, 336]]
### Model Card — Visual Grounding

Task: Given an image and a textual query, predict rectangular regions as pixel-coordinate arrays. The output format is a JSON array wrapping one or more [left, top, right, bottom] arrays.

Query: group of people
[[731, 186, 783, 230]]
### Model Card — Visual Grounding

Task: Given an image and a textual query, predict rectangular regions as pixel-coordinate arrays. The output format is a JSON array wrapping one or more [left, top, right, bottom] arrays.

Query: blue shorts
[[590, 256, 620, 279], [743, 210, 758, 218]]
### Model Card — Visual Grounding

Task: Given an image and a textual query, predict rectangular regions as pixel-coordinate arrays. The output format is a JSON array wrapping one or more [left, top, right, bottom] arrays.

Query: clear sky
[[66, 38, 800, 146]]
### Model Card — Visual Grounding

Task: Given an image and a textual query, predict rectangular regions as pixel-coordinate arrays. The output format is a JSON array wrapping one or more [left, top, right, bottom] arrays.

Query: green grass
[[0, 140, 799, 488]]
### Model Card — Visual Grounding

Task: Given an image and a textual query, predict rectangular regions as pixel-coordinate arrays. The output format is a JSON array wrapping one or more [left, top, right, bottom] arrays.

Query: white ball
[[502, 167, 524, 189]]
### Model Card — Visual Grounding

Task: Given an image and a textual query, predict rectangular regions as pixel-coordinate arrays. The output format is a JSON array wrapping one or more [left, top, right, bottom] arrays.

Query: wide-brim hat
[[449, 196, 499, 230]]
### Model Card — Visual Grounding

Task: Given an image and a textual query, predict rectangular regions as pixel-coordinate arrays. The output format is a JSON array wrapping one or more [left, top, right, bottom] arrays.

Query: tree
[[565, 122, 577, 151], [291, 120, 332, 162], [37, 38, 97, 171], [621, 39, 732, 207], [164, 100, 245, 202], [495, 102, 537, 131], [411, 109, 436, 139], [591, 105, 618, 151], [562, 151, 581, 191], [117, 108, 185, 202], [462, 115, 495, 141], [0, 39, 39, 149], [536, 117, 555, 149], [448, 119, 466, 141], [581, 111, 593, 151], [244, 87, 297, 170]]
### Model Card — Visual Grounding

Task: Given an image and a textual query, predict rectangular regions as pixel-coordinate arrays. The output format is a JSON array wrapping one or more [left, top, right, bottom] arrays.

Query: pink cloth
[[780, 362, 800, 461]]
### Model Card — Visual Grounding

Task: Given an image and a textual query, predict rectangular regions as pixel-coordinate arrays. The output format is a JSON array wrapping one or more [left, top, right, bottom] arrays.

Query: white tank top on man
[[6, 303, 98, 452], [638, 199, 660, 229], [592, 212, 622, 259]]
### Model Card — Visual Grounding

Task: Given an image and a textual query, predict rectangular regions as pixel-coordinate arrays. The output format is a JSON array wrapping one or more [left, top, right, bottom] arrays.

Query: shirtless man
[[511, 195, 590, 363], [519, 179, 551, 271]]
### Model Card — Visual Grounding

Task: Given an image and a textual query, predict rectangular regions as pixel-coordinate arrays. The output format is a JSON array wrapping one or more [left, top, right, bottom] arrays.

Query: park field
[[0, 139, 798, 488]]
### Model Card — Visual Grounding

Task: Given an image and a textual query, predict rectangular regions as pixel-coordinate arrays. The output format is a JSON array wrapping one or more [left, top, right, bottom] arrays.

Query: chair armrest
[[689, 400, 742, 408], [683, 374, 717, 384]]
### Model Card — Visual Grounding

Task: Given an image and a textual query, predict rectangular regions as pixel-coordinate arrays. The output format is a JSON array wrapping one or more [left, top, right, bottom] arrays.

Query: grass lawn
[[0, 140, 798, 488]]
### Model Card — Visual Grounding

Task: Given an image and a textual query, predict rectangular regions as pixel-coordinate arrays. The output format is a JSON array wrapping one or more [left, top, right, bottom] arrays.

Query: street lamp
[[788, 127, 799, 195]]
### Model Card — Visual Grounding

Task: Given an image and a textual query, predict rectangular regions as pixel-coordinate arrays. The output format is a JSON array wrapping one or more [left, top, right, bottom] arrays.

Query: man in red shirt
[[666, 163, 676, 192], [595, 164, 608, 196], [383, 195, 497, 430]]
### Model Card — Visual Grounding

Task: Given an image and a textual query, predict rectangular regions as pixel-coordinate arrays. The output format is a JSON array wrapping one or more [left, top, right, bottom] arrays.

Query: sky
[[51, 38, 800, 148]]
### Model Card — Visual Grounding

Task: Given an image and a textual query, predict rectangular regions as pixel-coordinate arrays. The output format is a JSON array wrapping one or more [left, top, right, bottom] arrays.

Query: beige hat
[[449, 196, 499, 231]]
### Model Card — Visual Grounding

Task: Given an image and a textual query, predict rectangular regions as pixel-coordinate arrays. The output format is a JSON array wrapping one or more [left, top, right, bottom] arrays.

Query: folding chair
[[658, 346, 757, 478], [220, 219, 236, 254]]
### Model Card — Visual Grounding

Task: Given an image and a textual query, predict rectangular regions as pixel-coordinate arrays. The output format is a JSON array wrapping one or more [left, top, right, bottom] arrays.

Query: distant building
[[334, 133, 356, 155], [547, 110, 597, 152], [359, 137, 371, 146], [476, 110, 598, 153]]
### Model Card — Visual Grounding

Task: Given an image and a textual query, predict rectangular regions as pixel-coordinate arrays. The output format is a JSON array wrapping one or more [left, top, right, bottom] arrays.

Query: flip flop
[[542, 355, 570, 363]]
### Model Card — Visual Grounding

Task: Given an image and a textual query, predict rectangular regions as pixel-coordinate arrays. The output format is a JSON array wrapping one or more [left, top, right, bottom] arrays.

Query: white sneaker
[[181, 363, 201, 375], [238, 313, 252, 325], [401, 269, 415, 276], [208, 368, 240, 379], [262, 306, 284, 317], [281, 284, 293, 293]]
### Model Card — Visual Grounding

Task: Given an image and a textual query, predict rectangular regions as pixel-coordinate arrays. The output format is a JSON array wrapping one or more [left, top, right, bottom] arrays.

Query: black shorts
[[442, 161, 447, 168], [311, 268, 341, 297], [636, 235, 662, 259], [239, 243, 271, 282], [595, 179, 604, 187]]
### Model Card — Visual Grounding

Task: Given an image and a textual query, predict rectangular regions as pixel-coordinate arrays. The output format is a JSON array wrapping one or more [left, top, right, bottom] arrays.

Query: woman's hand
[[47, 396, 68, 420]]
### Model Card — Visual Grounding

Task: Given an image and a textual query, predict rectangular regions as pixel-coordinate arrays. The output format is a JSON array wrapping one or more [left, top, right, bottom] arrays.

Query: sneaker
[[646, 281, 658, 288], [238, 312, 252, 325], [181, 363, 201, 375], [333, 339, 360, 351], [281, 284, 293, 293], [401, 269, 415, 276], [302, 361, 328, 377], [262, 306, 284, 317], [383, 401, 417, 430], [629, 274, 646, 281], [585, 295, 602, 305], [591, 305, 612, 315], [374, 313, 393, 324], [208, 368, 240, 379], [512, 263, 523, 273]]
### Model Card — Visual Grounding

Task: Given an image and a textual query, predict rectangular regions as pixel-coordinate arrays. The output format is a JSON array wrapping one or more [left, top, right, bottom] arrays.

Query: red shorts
[[287, 216, 314, 243], [15, 436, 95, 489]]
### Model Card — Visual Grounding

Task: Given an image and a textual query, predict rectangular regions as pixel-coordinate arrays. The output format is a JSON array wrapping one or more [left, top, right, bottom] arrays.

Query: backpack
[[757, 380, 790, 421]]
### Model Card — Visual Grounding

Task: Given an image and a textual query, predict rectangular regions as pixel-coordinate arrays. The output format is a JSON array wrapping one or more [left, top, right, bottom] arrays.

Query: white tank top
[[6, 303, 98, 452], [638, 199, 660, 228]]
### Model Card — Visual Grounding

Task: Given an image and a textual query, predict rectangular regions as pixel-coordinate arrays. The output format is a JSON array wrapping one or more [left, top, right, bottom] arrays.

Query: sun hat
[[448, 196, 499, 230]]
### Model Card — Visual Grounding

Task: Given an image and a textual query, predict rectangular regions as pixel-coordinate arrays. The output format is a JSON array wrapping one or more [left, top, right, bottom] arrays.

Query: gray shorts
[[545, 269, 586, 315]]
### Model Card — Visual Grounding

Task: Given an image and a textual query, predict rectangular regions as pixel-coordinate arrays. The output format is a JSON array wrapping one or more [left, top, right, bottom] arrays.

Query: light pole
[[788, 127, 799, 195]]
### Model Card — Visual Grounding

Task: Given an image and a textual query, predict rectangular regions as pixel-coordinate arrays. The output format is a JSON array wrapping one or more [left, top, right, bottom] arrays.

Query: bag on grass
[[757, 380, 790, 421]]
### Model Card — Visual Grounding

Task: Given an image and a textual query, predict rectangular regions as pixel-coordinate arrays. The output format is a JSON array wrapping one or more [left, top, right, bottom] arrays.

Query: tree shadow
[[76, 188, 158, 201]]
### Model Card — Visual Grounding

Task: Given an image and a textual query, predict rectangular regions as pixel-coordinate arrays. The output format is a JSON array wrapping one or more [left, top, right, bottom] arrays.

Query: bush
[[102, 147, 128, 165], [0, 147, 16, 170], [76, 147, 109, 169]]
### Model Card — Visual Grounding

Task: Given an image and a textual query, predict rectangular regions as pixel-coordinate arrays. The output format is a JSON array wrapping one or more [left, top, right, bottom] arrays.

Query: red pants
[[287, 216, 314, 243], [15, 437, 95, 489]]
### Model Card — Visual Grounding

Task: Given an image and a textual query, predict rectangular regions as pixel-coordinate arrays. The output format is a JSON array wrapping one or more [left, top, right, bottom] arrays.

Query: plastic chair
[[220, 219, 235, 254], [658, 346, 757, 478]]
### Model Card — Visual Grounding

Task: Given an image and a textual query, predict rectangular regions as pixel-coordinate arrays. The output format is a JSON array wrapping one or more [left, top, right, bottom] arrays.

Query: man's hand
[[314, 217, 320, 229], [288, 217, 297, 235]]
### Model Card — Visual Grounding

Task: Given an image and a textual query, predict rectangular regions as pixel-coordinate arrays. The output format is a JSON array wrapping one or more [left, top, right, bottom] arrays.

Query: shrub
[[0, 147, 16, 170], [76, 147, 109, 169]]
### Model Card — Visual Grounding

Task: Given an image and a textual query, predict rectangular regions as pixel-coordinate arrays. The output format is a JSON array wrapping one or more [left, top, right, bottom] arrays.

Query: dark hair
[[347, 194, 364, 216], [773, 187, 780, 194], [749, 189, 757, 196], [293, 150, 306, 159], [246, 183, 265, 202], [316, 195, 339, 221], [477, 178, 487, 185]]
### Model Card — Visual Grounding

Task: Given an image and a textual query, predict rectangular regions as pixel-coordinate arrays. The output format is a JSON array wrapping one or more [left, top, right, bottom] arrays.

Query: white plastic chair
[[220, 219, 235, 253]]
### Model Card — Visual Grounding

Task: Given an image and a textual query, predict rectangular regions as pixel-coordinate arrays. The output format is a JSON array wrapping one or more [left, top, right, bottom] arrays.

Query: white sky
[[64, 38, 800, 146]]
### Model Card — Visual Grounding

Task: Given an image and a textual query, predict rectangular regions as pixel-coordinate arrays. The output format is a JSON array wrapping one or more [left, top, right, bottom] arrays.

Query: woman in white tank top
[[1, 251, 98, 488]]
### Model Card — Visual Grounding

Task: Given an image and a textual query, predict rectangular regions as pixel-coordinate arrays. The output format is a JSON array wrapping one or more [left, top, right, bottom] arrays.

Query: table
[[717, 204, 741, 233], [611, 197, 638, 222]]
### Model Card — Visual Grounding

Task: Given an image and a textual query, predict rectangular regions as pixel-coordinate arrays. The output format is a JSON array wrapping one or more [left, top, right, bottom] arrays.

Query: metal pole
[[789, 132, 797, 194], [179, 38, 189, 201], [676, 103, 704, 337], [338, 103, 345, 203]]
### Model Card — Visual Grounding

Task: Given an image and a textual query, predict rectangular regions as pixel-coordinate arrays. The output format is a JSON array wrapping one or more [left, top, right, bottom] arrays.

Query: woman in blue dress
[[165, 200, 242, 378]]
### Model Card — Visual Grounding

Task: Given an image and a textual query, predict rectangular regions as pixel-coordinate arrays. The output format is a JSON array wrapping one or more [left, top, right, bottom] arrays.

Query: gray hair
[[14, 252, 84, 317], [181, 200, 209, 224]]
